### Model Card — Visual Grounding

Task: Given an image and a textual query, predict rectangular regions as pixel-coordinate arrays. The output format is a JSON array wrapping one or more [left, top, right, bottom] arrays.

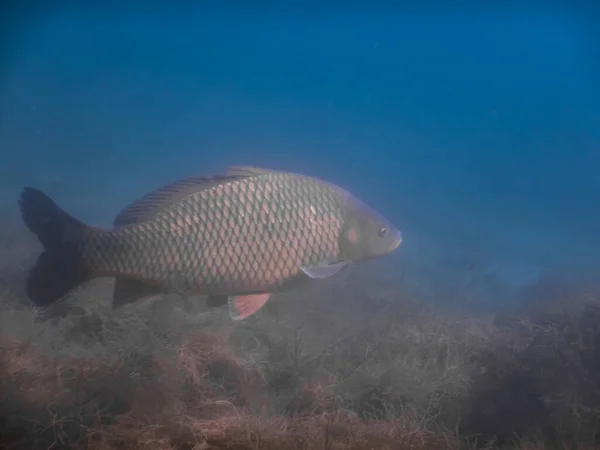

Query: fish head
[[339, 196, 403, 262]]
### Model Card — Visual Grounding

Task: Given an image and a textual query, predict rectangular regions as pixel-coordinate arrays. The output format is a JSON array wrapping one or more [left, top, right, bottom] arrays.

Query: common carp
[[19, 166, 402, 320]]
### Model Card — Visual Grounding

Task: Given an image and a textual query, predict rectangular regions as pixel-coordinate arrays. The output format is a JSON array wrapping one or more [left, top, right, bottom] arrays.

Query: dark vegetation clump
[[463, 302, 600, 449], [1, 220, 600, 449]]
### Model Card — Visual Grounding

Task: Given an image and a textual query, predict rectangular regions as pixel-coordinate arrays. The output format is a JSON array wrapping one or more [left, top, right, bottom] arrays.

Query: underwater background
[[2, 4, 599, 312], [2, 4, 600, 304], [1, 3, 600, 449]]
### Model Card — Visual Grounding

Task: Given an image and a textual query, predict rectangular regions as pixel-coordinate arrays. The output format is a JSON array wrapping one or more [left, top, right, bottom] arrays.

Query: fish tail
[[18, 187, 93, 307]]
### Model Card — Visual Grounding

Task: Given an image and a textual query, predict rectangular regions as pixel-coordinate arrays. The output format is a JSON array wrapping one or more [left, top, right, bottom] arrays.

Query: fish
[[18, 166, 402, 320]]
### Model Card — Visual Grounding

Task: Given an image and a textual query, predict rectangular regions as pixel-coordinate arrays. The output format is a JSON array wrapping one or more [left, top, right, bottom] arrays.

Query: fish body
[[19, 166, 402, 320]]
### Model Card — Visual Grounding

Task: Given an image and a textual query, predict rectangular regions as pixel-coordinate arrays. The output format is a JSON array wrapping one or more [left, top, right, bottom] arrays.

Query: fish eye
[[378, 226, 387, 237]]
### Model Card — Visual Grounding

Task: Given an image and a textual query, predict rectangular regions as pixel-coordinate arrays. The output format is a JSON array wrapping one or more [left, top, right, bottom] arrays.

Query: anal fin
[[206, 294, 229, 307], [228, 293, 271, 321], [112, 279, 165, 308]]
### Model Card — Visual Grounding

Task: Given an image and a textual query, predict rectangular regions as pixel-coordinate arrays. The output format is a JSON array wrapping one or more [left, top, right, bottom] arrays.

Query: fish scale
[[18, 165, 402, 319], [80, 171, 345, 295]]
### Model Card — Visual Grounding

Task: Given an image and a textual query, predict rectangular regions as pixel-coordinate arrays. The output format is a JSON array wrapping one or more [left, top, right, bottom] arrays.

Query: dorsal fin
[[223, 165, 275, 177], [113, 171, 259, 227]]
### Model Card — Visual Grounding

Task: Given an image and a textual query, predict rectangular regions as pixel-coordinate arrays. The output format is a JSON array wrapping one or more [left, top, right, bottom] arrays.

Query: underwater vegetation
[[1, 210, 600, 450]]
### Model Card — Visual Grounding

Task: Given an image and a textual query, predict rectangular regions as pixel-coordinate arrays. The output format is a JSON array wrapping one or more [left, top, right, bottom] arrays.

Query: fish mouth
[[390, 231, 403, 251]]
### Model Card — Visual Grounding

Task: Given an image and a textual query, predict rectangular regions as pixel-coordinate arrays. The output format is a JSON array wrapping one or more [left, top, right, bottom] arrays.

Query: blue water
[[1, 5, 599, 310]]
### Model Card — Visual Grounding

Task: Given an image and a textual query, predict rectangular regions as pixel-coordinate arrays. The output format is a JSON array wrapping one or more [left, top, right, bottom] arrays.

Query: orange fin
[[228, 293, 271, 321]]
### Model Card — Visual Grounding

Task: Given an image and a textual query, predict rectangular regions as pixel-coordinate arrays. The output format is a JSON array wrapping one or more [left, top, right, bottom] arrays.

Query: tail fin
[[18, 187, 91, 307]]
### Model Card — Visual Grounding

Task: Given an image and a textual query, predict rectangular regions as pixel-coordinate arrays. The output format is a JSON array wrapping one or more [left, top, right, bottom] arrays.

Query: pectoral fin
[[300, 261, 351, 279], [228, 293, 271, 320]]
